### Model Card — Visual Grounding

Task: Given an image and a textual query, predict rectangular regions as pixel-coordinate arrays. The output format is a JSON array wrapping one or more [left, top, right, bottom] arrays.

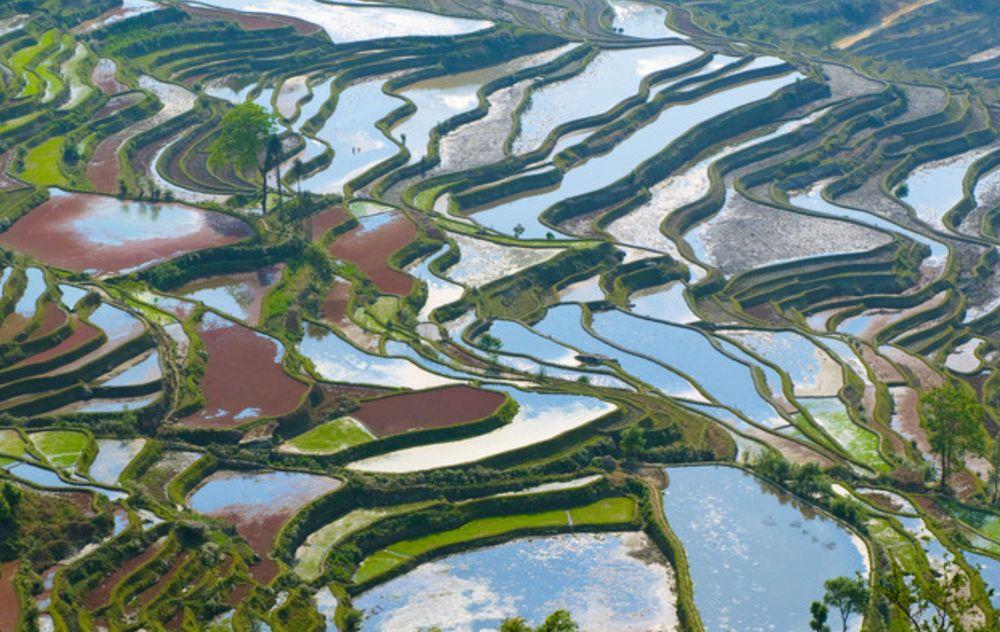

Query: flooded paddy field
[[355, 532, 678, 631], [176, 264, 283, 324], [662, 466, 868, 631], [328, 212, 416, 295], [188, 469, 341, 582], [0, 191, 250, 274], [179, 313, 308, 429], [2, 0, 999, 627]]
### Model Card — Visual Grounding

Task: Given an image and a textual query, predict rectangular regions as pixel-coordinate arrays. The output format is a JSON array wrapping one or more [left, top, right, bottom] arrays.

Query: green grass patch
[[354, 549, 412, 584], [294, 502, 434, 581], [800, 398, 891, 472], [940, 499, 1000, 542], [29, 429, 88, 470], [10, 29, 59, 98], [283, 417, 374, 455], [36, 58, 65, 102], [568, 496, 636, 524], [868, 517, 925, 575], [0, 429, 28, 466], [354, 497, 637, 584], [20, 136, 69, 187], [0, 111, 42, 135]]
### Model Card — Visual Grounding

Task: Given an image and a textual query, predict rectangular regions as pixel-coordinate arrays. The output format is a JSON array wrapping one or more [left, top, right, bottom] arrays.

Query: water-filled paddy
[[190, 0, 491, 44], [726, 329, 843, 397], [481, 319, 584, 367], [965, 551, 1000, 607], [349, 387, 614, 473], [355, 532, 678, 631], [0, 190, 250, 274], [590, 309, 784, 426], [533, 304, 704, 400], [88, 439, 145, 486], [3, 460, 127, 501], [300, 323, 454, 389], [609, 0, 680, 39], [188, 469, 341, 582], [180, 313, 308, 428], [512, 45, 702, 154], [790, 186, 948, 267], [328, 212, 415, 295], [176, 265, 283, 324], [406, 247, 465, 321], [627, 282, 698, 324], [99, 350, 162, 387], [902, 145, 996, 232], [0, 267, 44, 339], [444, 233, 561, 287], [662, 465, 868, 631], [475, 71, 800, 238], [299, 79, 404, 194]]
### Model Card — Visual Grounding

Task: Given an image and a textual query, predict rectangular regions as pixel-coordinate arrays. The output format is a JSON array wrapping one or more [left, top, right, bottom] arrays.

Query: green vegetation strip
[[29, 430, 89, 469], [283, 417, 375, 455], [20, 137, 69, 187], [354, 497, 636, 584]]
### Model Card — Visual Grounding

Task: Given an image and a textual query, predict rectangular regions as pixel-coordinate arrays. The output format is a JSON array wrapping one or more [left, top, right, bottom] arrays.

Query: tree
[[513, 223, 525, 239], [823, 573, 869, 632], [209, 102, 277, 213], [621, 425, 647, 460], [292, 157, 304, 202], [876, 565, 977, 631], [920, 384, 986, 490], [477, 333, 503, 362], [809, 601, 831, 632], [500, 618, 532, 632], [988, 440, 1000, 505], [500, 611, 578, 632], [535, 610, 578, 632], [266, 133, 284, 213]]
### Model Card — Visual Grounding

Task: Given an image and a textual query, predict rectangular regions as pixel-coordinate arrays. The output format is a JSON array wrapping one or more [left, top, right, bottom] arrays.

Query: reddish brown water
[[355, 385, 506, 437], [0, 560, 18, 632], [91, 59, 128, 95], [83, 541, 164, 610], [10, 320, 101, 369], [179, 315, 308, 428], [307, 206, 350, 241], [26, 302, 67, 341], [321, 278, 352, 325], [0, 191, 250, 274], [327, 212, 416, 296], [182, 4, 321, 34]]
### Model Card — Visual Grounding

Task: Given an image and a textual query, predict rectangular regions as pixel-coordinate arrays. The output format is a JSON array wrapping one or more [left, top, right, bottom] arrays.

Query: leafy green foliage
[[920, 384, 986, 489], [209, 102, 276, 177], [824, 573, 870, 632]]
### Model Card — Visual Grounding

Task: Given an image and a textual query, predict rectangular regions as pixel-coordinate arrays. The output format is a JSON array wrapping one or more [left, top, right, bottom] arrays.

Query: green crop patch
[[20, 137, 69, 187], [283, 417, 375, 455], [29, 429, 88, 470]]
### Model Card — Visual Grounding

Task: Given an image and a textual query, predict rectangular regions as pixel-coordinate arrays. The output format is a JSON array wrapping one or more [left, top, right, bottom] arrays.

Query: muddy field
[[327, 211, 416, 295], [0, 191, 251, 274], [179, 315, 308, 429], [354, 384, 506, 437]]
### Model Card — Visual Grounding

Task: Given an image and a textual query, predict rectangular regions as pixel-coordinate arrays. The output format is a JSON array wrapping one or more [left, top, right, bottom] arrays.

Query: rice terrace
[[0, 0, 999, 629]]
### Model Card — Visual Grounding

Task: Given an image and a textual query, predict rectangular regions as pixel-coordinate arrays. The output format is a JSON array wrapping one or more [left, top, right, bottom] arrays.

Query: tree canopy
[[920, 384, 986, 489]]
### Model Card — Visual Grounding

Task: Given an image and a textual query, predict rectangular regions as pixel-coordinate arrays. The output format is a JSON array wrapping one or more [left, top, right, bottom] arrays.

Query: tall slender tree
[[209, 102, 277, 213], [920, 384, 986, 490]]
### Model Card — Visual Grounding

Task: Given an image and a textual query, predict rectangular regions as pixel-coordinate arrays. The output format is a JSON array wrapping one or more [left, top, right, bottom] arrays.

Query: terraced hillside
[[0, 0, 998, 630]]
